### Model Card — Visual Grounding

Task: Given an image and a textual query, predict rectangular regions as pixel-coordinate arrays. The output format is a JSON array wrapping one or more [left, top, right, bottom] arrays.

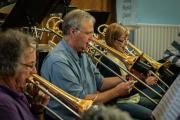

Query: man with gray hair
[[41, 9, 152, 120]]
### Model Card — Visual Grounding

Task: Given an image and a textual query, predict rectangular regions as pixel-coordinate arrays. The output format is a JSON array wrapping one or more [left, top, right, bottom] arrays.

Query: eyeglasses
[[117, 36, 128, 43], [117, 39, 124, 43], [20, 62, 36, 69]]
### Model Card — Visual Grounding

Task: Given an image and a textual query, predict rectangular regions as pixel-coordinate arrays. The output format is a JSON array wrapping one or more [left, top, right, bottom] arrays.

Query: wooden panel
[[70, 0, 116, 24]]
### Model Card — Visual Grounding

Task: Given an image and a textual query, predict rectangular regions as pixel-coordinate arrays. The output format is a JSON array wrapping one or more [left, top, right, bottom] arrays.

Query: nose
[[31, 66, 37, 74], [88, 33, 94, 41], [124, 38, 128, 45]]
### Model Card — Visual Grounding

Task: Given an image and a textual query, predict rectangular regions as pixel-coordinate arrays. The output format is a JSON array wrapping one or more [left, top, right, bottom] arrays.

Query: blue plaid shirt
[[41, 39, 103, 120]]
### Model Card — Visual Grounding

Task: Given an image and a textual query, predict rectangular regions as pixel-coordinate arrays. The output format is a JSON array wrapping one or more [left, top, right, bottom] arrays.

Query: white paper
[[152, 74, 180, 120]]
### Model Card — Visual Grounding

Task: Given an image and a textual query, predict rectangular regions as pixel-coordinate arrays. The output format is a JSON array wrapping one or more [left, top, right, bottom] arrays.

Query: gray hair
[[62, 9, 95, 35], [0, 29, 35, 78], [81, 105, 133, 120]]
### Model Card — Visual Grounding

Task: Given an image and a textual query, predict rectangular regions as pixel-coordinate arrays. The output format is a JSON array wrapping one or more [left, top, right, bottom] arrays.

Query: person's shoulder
[[0, 91, 17, 107], [45, 49, 68, 63]]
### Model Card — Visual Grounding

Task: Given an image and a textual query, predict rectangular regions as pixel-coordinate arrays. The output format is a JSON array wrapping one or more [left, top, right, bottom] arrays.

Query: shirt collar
[[60, 39, 81, 61]]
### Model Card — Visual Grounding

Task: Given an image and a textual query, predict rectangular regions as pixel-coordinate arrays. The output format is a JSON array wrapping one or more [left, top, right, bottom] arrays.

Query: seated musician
[[0, 29, 49, 120], [41, 9, 152, 120], [97, 23, 165, 109], [162, 36, 180, 83]]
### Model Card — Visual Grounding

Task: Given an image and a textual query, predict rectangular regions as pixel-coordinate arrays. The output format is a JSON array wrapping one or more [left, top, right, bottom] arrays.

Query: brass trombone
[[27, 74, 93, 119], [97, 24, 108, 39], [37, 13, 63, 46], [88, 39, 165, 104], [45, 14, 63, 49], [125, 41, 173, 89]]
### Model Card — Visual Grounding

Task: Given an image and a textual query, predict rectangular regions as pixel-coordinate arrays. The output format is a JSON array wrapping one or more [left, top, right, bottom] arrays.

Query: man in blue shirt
[[41, 9, 152, 120]]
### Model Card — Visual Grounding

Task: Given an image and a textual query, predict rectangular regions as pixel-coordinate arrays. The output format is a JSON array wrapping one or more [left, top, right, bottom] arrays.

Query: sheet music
[[152, 74, 180, 120]]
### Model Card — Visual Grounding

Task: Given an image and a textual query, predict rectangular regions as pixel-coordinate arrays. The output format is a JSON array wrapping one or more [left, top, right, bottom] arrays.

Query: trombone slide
[[28, 74, 93, 113]]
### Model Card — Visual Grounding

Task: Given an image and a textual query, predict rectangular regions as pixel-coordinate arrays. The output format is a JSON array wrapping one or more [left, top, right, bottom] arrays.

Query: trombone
[[87, 39, 164, 105], [26, 74, 93, 119], [125, 42, 172, 89], [45, 14, 63, 48]]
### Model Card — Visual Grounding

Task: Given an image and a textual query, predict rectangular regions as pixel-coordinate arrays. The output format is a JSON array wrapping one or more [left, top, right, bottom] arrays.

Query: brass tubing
[[27, 74, 93, 117], [86, 50, 158, 105], [88, 42, 163, 98]]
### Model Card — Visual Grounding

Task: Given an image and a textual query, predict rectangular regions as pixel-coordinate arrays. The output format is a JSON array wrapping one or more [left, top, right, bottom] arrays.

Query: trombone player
[[41, 9, 152, 120], [97, 23, 165, 108], [0, 29, 49, 120], [163, 36, 180, 82]]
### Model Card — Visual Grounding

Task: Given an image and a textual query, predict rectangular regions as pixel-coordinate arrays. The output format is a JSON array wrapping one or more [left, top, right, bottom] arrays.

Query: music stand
[[1, 0, 61, 29]]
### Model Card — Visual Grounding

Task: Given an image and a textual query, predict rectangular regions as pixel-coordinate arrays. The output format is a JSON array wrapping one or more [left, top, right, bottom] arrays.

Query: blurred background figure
[[162, 36, 180, 82], [81, 104, 133, 120]]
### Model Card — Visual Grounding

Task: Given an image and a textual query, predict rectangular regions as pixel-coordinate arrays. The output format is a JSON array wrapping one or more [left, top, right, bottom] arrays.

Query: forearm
[[85, 87, 123, 104], [100, 77, 123, 91]]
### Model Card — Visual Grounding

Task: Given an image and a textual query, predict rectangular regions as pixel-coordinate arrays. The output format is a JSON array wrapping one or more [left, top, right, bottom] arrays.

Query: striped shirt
[[163, 39, 180, 67]]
